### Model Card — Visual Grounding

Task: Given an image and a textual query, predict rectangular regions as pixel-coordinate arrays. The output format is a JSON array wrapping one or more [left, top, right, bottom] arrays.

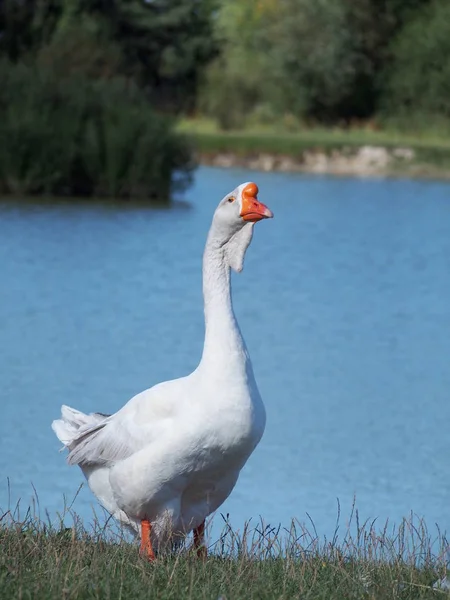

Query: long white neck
[[199, 229, 247, 371]]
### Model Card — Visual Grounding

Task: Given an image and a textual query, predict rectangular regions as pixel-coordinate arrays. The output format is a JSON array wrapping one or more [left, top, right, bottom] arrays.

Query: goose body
[[52, 182, 273, 554]]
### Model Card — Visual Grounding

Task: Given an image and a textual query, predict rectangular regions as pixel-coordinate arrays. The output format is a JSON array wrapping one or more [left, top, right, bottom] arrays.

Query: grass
[[178, 117, 450, 151], [178, 118, 450, 178], [1, 500, 450, 599]]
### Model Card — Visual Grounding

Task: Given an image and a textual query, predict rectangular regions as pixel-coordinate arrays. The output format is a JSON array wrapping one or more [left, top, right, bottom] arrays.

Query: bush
[[0, 61, 194, 200], [382, 0, 450, 120]]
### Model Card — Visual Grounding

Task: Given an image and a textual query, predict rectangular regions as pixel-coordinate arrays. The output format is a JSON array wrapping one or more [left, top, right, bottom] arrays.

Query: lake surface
[[1, 167, 450, 544]]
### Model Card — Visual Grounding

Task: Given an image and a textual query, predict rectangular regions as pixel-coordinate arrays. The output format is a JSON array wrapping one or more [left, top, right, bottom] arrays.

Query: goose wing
[[55, 380, 183, 467], [66, 414, 139, 466]]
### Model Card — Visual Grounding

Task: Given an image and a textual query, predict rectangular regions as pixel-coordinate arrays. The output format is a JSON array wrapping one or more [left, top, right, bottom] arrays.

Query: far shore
[[180, 119, 450, 181], [197, 146, 450, 180]]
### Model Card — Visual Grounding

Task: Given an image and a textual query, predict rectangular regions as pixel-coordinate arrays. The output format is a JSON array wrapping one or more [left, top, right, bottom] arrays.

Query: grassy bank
[[1, 510, 449, 599], [179, 119, 450, 179]]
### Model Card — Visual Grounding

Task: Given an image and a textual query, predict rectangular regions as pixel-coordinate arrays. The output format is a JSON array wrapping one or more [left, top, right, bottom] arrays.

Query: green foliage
[[199, 0, 380, 125], [113, 0, 219, 112], [198, 0, 440, 127], [383, 0, 450, 119], [268, 0, 376, 122], [198, 1, 277, 129], [2, 0, 449, 151], [0, 0, 218, 112], [0, 61, 193, 200], [36, 15, 125, 80]]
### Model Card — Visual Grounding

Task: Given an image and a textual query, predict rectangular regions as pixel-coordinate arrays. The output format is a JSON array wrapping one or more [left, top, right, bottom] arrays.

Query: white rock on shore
[[200, 145, 416, 177]]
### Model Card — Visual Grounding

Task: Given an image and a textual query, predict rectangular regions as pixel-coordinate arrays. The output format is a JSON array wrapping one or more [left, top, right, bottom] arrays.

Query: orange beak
[[240, 182, 274, 222]]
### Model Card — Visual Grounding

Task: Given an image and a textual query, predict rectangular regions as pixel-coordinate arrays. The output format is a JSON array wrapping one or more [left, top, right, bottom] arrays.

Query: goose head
[[213, 182, 273, 232], [210, 182, 273, 273]]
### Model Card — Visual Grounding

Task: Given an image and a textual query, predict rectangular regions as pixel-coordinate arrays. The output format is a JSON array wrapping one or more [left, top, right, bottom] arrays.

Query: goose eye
[[228, 197, 235, 203]]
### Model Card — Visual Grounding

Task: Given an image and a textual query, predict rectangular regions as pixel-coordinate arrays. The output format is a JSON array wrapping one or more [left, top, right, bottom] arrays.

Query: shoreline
[[179, 120, 450, 181], [197, 146, 450, 180]]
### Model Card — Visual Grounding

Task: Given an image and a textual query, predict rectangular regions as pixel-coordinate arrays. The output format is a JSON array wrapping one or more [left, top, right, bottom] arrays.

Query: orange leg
[[193, 521, 206, 559], [140, 519, 155, 561]]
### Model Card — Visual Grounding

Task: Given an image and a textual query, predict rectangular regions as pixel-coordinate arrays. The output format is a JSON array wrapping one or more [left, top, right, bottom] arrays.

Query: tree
[[198, 0, 435, 126], [382, 0, 450, 119], [198, 0, 279, 128], [266, 0, 435, 122], [0, 0, 218, 112]]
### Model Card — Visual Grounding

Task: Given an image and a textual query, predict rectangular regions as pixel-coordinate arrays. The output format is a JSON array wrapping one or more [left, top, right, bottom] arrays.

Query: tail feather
[[52, 404, 109, 447], [51, 418, 77, 446]]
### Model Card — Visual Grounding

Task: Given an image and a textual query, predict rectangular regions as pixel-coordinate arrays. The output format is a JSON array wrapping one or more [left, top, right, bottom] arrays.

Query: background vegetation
[[198, 0, 450, 131], [0, 62, 193, 198], [0, 0, 216, 200], [0, 0, 449, 198]]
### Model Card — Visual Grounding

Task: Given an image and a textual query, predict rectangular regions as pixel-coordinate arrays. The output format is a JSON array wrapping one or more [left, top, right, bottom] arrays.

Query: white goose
[[52, 182, 273, 559]]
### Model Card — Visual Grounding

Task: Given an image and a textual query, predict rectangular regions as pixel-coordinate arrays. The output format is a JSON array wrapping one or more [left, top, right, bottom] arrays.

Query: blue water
[[1, 167, 450, 542]]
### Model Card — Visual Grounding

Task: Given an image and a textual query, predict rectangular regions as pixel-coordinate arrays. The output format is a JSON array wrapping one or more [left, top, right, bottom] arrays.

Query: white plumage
[[52, 181, 273, 555]]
